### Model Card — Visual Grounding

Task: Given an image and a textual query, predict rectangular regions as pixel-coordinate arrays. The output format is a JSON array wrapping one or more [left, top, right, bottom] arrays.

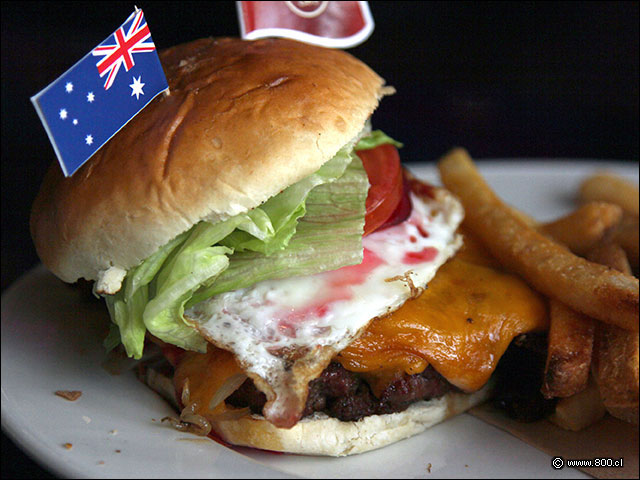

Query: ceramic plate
[[3, 161, 637, 478]]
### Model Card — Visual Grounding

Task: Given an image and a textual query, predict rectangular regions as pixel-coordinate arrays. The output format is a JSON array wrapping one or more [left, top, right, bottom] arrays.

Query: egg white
[[186, 188, 463, 415]]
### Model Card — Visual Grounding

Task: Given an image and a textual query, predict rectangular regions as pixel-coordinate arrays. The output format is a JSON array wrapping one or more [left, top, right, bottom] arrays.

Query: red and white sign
[[237, 1, 374, 48]]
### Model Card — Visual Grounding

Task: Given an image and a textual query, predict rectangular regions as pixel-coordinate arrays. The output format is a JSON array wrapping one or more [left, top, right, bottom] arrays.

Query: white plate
[[2, 161, 637, 479]]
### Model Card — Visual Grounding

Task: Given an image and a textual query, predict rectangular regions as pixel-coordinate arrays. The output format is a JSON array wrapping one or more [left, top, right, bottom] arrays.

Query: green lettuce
[[187, 156, 369, 304], [104, 232, 190, 358], [105, 130, 398, 358], [354, 130, 403, 151]]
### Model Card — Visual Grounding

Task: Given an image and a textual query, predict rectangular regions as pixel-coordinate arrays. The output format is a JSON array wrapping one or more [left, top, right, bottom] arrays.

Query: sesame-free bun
[[31, 38, 391, 287], [211, 385, 492, 456]]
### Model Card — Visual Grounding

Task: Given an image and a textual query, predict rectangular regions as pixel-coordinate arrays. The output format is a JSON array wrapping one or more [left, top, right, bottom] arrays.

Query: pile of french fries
[[438, 149, 639, 431]]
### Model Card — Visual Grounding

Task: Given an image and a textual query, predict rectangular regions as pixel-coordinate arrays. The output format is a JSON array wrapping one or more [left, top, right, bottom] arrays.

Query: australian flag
[[31, 8, 168, 177]]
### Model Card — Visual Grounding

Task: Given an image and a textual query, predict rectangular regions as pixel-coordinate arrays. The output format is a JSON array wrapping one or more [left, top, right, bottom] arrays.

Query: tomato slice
[[356, 144, 404, 235], [377, 173, 412, 230]]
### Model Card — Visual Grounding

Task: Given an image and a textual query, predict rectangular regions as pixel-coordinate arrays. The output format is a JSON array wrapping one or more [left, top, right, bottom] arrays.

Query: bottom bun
[[211, 385, 493, 456]]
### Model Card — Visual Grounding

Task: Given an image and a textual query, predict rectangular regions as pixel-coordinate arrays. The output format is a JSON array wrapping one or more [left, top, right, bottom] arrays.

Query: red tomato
[[378, 173, 412, 230], [356, 144, 404, 235]]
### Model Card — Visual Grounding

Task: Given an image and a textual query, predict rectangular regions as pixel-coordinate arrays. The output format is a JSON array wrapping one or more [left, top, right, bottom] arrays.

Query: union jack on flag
[[31, 8, 168, 177], [92, 9, 157, 90]]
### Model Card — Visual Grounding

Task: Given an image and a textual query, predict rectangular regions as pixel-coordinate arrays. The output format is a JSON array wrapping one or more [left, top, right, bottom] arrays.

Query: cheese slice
[[336, 253, 549, 392]]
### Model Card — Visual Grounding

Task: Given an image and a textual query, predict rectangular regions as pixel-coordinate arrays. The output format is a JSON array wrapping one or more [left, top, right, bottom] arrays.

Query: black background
[[1, 1, 638, 478]]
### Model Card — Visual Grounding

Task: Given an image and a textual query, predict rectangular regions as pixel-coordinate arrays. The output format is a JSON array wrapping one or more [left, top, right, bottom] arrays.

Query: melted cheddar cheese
[[336, 248, 548, 392], [173, 231, 549, 414], [173, 347, 244, 416]]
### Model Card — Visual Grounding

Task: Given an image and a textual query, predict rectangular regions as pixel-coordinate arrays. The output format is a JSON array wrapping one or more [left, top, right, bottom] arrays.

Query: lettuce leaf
[[354, 130, 403, 151], [187, 155, 368, 304], [219, 145, 354, 254], [105, 130, 398, 358], [104, 231, 189, 358]]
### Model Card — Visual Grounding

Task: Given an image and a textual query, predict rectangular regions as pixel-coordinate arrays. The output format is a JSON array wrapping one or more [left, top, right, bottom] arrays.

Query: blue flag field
[[31, 9, 168, 177]]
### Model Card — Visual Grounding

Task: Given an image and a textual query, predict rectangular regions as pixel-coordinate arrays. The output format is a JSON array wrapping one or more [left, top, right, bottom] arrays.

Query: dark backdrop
[[1, 2, 638, 478]]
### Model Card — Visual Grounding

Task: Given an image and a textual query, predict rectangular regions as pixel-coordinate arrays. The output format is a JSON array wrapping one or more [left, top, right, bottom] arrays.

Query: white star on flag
[[65, 82, 74, 93], [59, 108, 68, 120], [129, 76, 145, 100], [87, 92, 95, 103], [85, 134, 94, 145]]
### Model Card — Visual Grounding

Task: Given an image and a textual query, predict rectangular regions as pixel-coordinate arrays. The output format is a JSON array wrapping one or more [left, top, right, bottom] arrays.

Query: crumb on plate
[[55, 390, 82, 401]]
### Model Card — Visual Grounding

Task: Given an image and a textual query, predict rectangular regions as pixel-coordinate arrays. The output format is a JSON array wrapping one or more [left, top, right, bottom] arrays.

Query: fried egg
[[185, 185, 463, 427]]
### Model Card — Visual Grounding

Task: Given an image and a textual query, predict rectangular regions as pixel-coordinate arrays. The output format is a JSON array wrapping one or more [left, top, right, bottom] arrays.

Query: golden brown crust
[[541, 299, 595, 399], [31, 37, 390, 285], [592, 324, 639, 425], [587, 243, 639, 425]]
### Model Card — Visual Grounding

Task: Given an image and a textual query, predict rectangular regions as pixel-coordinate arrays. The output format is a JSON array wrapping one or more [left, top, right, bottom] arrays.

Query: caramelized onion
[[162, 398, 212, 437], [161, 410, 212, 436], [208, 373, 247, 411], [163, 374, 249, 437], [179, 412, 212, 436], [181, 378, 192, 406], [161, 377, 213, 436]]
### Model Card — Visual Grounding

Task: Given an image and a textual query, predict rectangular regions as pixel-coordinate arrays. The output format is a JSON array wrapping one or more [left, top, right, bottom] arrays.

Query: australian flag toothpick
[[31, 8, 168, 177]]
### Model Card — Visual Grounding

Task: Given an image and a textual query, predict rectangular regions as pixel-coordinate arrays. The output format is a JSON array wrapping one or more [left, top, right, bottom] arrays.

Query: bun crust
[[31, 38, 390, 285], [212, 386, 492, 456]]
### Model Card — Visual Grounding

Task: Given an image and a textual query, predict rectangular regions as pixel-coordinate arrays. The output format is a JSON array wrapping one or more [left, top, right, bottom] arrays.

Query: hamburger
[[30, 37, 548, 456]]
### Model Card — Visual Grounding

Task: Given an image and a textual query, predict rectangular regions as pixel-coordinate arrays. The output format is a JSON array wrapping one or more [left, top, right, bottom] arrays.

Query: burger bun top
[[30, 37, 391, 287]]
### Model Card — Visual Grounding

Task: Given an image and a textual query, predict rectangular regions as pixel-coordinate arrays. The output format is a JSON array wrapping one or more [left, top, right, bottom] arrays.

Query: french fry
[[587, 243, 639, 425], [540, 205, 620, 406], [579, 172, 639, 217], [538, 202, 623, 256], [437, 148, 639, 332], [592, 323, 639, 425], [611, 215, 639, 273], [587, 241, 633, 275], [538, 206, 619, 401], [541, 299, 594, 399], [548, 375, 606, 431], [506, 201, 622, 257], [506, 204, 537, 227], [579, 171, 639, 272]]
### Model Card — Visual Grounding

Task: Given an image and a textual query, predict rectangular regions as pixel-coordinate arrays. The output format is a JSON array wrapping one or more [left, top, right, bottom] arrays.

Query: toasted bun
[[31, 37, 392, 286], [211, 386, 492, 456]]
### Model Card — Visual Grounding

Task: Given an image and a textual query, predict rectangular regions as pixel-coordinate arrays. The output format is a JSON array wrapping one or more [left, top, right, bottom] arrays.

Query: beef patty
[[227, 362, 455, 421], [226, 333, 555, 422]]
